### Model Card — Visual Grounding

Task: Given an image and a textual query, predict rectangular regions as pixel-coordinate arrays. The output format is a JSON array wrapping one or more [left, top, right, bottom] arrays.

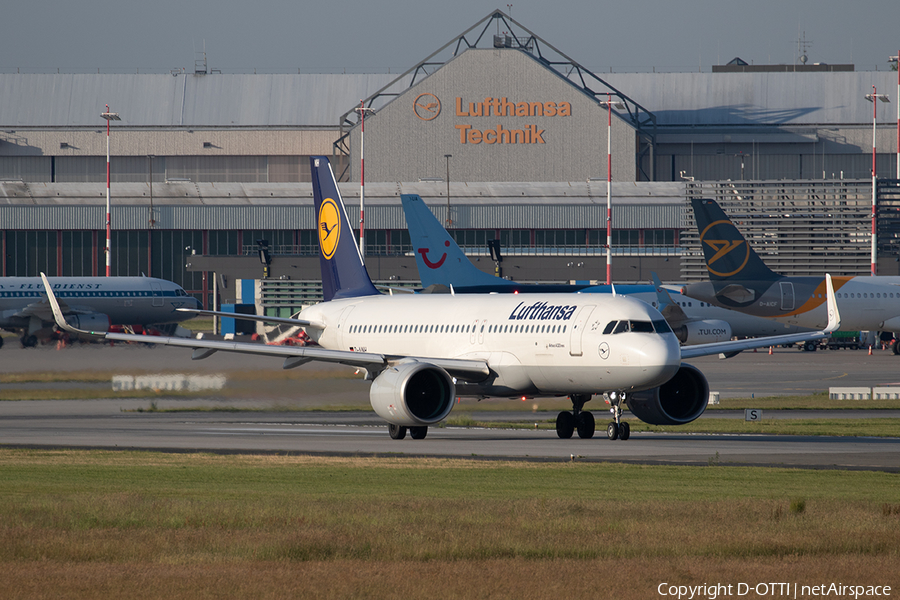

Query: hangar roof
[[0, 73, 404, 128], [601, 71, 899, 127], [1, 70, 893, 130]]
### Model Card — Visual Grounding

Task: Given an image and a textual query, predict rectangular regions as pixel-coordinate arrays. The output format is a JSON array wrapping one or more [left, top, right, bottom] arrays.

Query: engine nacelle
[[369, 362, 455, 426], [672, 319, 732, 345], [626, 363, 709, 425], [64, 313, 111, 339]]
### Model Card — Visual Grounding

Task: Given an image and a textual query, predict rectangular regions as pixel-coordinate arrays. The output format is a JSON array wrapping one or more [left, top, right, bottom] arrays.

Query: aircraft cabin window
[[603, 321, 617, 335]]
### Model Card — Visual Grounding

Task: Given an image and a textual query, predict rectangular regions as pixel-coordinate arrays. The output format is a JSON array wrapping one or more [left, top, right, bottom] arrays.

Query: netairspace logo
[[657, 582, 892, 600]]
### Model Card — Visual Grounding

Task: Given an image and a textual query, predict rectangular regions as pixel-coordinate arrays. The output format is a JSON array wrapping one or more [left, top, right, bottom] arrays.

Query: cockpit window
[[630, 320, 654, 333], [612, 321, 630, 334], [652, 319, 672, 334], [604, 319, 671, 334]]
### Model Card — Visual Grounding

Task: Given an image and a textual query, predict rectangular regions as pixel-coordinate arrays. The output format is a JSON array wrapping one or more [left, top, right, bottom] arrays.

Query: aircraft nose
[[637, 334, 681, 387]]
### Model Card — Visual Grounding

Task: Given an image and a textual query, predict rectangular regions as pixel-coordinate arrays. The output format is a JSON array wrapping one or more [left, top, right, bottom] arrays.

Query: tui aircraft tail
[[310, 156, 379, 302], [690, 198, 779, 283], [401, 194, 515, 289]]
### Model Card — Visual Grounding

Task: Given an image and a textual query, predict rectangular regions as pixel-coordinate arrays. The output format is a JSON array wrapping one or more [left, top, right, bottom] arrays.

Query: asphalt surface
[[1, 341, 899, 470]]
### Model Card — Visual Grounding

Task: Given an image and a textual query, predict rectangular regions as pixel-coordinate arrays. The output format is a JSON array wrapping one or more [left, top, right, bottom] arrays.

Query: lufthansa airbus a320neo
[[42, 157, 840, 442]]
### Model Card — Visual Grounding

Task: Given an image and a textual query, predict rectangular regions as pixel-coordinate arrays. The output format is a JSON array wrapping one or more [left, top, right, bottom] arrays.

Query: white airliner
[[0, 276, 200, 349], [41, 156, 840, 442]]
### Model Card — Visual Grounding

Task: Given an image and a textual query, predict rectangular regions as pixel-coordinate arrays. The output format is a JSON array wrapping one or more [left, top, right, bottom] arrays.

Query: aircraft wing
[[680, 274, 841, 359], [40, 274, 489, 382], [176, 308, 324, 330]]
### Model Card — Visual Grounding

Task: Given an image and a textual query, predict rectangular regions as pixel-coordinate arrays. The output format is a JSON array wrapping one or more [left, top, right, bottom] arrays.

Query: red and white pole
[[872, 86, 877, 277], [359, 100, 366, 258], [100, 106, 120, 276], [105, 105, 112, 277], [606, 93, 613, 286]]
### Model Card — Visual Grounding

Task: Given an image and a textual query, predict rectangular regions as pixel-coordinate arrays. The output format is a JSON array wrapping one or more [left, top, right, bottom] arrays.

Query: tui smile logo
[[318, 198, 341, 260], [700, 219, 750, 277], [417, 241, 450, 269]]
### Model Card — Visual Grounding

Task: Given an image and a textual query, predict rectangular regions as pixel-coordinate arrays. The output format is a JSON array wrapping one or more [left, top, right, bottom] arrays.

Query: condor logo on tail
[[318, 198, 341, 260], [700, 220, 750, 277]]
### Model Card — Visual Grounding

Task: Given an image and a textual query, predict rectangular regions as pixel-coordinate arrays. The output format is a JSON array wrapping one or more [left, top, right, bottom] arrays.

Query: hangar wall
[[349, 49, 638, 183]]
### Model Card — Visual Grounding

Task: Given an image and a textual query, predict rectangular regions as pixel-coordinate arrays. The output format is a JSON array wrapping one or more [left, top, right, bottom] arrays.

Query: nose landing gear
[[605, 391, 631, 441]]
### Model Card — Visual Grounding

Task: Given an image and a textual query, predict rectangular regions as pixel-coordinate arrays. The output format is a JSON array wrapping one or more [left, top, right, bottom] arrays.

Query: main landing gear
[[556, 394, 595, 439], [605, 391, 630, 441], [388, 424, 428, 440]]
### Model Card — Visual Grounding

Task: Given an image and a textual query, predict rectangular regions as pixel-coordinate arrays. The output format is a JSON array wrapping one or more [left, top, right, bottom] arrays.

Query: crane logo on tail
[[700, 219, 750, 278], [318, 198, 341, 260]]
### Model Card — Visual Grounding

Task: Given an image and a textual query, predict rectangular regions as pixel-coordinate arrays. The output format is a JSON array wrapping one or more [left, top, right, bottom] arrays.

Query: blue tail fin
[[690, 198, 779, 283], [310, 156, 379, 302], [401, 194, 515, 289]]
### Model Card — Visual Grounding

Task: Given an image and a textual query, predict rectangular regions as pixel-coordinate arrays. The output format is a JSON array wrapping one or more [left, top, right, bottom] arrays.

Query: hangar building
[[1, 10, 898, 312]]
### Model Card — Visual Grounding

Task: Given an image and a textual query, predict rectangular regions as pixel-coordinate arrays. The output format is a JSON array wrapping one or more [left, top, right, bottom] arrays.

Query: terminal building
[[1, 10, 899, 314]]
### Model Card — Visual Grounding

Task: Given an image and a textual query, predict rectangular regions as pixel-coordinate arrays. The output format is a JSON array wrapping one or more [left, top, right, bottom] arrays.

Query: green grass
[[0, 450, 898, 598]]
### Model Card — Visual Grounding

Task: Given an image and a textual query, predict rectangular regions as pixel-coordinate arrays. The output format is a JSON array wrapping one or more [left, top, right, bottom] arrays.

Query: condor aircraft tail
[[691, 198, 779, 283], [311, 156, 379, 302]]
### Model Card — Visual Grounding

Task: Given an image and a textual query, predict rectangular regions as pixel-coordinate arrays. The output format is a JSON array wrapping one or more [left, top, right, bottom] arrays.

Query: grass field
[[1, 449, 898, 599]]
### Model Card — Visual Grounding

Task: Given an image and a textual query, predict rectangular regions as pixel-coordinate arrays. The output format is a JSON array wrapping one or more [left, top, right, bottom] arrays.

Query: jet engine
[[62, 313, 111, 340], [673, 319, 732, 345], [369, 362, 456, 426], [626, 363, 709, 425]]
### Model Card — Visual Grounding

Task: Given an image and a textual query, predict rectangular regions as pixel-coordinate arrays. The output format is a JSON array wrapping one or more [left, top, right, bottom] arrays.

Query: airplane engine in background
[[626, 363, 709, 425], [369, 362, 456, 426], [61, 313, 111, 340], [672, 320, 732, 345]]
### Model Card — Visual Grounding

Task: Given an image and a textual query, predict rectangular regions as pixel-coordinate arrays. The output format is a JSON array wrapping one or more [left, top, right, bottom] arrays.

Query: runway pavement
[[1, 342, 899, 470]]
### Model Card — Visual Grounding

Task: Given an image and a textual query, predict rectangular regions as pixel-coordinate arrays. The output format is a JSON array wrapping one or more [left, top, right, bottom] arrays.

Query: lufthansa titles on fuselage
[[508, 301, 577, 321]]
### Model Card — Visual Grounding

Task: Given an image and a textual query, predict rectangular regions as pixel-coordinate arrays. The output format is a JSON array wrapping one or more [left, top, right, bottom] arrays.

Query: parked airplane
[[0, 276, 200, 348], [41, 156, 840, 442], [682, 198, 900, 354], [401, 193, 812, 345]]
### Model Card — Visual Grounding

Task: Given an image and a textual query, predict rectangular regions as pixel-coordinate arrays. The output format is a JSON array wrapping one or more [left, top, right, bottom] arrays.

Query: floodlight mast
[[100, 106, 121, 277], [891, 54, 899, 179], [355, 102, 375, 260], [865, 87, 890, 276]]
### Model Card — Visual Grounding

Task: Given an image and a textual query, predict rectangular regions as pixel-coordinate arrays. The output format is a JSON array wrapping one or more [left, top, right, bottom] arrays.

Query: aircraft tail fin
[[690, 198, 779, 283], [310, 156, 379, 302], [401, 194, 513, 288]]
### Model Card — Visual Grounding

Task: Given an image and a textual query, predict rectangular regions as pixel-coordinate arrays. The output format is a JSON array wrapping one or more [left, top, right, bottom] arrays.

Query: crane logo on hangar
[[414, 93, 442, 121]]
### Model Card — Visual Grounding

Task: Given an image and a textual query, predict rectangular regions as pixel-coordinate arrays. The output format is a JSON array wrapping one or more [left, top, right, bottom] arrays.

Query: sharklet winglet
[[824, 273, 841, 333]]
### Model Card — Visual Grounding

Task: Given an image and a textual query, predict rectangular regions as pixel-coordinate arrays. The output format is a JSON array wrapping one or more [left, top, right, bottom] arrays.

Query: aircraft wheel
[[606, 422, 619, 441], [0, 335, 4, 349], [21, 335, 38, 348], [892, 340, 900, 356], [388, 424, 407, 440], [619, 422, 631, 441], [575, 412, 595, 439], [556, 411, 575, 439], [409, 426, 428, 440]]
